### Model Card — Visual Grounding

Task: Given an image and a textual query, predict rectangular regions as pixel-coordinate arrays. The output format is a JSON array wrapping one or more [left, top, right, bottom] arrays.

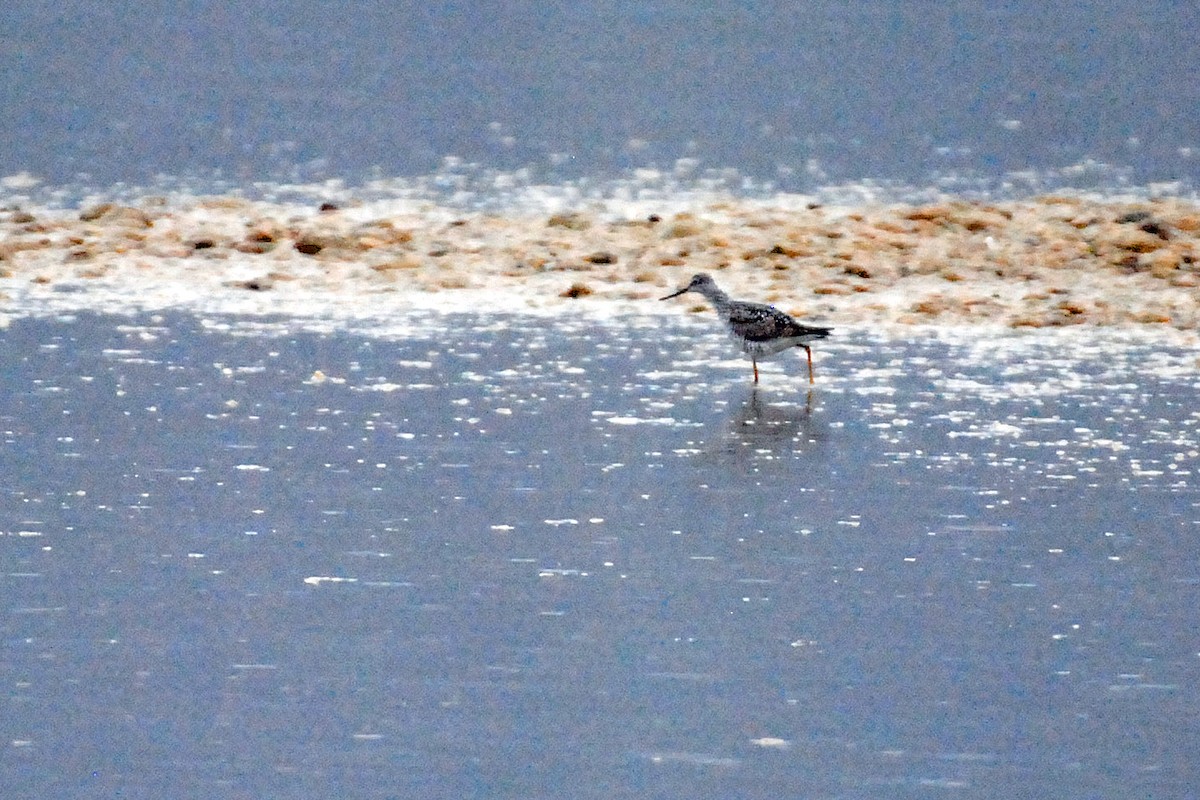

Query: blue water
[[2, 312, 1198, 798], [3, 1, 1198, 195]]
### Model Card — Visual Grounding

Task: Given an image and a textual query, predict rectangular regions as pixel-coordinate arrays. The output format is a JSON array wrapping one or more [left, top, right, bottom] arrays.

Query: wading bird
[[661, 273, 832, 384]]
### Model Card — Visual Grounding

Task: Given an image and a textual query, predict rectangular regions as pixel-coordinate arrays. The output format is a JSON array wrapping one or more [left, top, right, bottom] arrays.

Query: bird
[[660, 273, 832, 384]]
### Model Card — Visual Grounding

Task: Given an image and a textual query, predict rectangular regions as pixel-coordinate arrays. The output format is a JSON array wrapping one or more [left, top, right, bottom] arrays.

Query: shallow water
[[2, 312, 1198, 798], [4, 2, 1198, 193]]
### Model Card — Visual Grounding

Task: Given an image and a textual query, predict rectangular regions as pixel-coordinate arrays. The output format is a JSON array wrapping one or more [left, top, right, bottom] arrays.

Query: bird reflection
[[723, 388, 822, 453]]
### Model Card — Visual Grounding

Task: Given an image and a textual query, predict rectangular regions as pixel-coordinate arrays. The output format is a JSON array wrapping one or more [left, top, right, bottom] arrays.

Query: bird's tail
[[806, 325, 833, 340]]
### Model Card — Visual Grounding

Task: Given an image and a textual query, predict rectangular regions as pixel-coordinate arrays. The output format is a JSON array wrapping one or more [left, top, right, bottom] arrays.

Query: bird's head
[[660, 273, 715, 300]]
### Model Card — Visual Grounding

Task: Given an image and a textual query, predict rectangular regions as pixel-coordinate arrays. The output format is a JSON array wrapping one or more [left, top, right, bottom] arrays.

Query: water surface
[[3, 2, 1197, 193], [2, 313, 1198, 798]]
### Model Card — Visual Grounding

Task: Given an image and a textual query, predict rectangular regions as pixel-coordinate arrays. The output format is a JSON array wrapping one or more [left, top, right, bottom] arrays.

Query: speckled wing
[[727, 301, 828, 342]]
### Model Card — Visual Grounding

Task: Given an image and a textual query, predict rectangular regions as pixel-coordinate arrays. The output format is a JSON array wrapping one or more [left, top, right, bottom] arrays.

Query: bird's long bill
[[660, 286, 689, 300]]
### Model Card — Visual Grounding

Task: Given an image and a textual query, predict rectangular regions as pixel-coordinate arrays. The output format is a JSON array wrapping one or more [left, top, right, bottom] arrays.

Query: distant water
[[2, 1, 1198, 198], [2, 312, 1198, 799]]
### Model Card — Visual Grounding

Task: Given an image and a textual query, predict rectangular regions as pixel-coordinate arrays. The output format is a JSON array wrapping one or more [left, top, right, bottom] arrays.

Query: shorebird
[[661, 273, 832, 384]]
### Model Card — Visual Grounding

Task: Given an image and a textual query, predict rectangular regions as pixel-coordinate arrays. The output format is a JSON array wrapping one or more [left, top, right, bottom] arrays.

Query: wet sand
[[2, 194, 1199, 333]]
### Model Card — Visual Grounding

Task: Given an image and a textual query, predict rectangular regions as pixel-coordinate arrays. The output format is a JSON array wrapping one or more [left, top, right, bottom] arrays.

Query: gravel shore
[[2, 194, 1198, 332]]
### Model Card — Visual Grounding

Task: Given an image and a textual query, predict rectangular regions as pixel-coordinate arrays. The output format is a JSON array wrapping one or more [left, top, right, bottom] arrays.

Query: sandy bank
[[1, 194, 1198, 333]]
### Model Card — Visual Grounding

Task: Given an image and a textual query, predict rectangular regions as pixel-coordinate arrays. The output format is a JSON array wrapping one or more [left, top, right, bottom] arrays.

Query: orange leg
[[752, 358, 760, 384], [803, 346, 814, 384]]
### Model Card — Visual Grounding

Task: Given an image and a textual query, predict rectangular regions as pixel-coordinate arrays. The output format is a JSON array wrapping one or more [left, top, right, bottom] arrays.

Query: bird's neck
[[697, 285, 731, 315]]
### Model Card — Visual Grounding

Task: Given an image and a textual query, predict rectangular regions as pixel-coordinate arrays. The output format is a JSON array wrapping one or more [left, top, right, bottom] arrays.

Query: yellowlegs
[[661, 273, 832, 384]]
